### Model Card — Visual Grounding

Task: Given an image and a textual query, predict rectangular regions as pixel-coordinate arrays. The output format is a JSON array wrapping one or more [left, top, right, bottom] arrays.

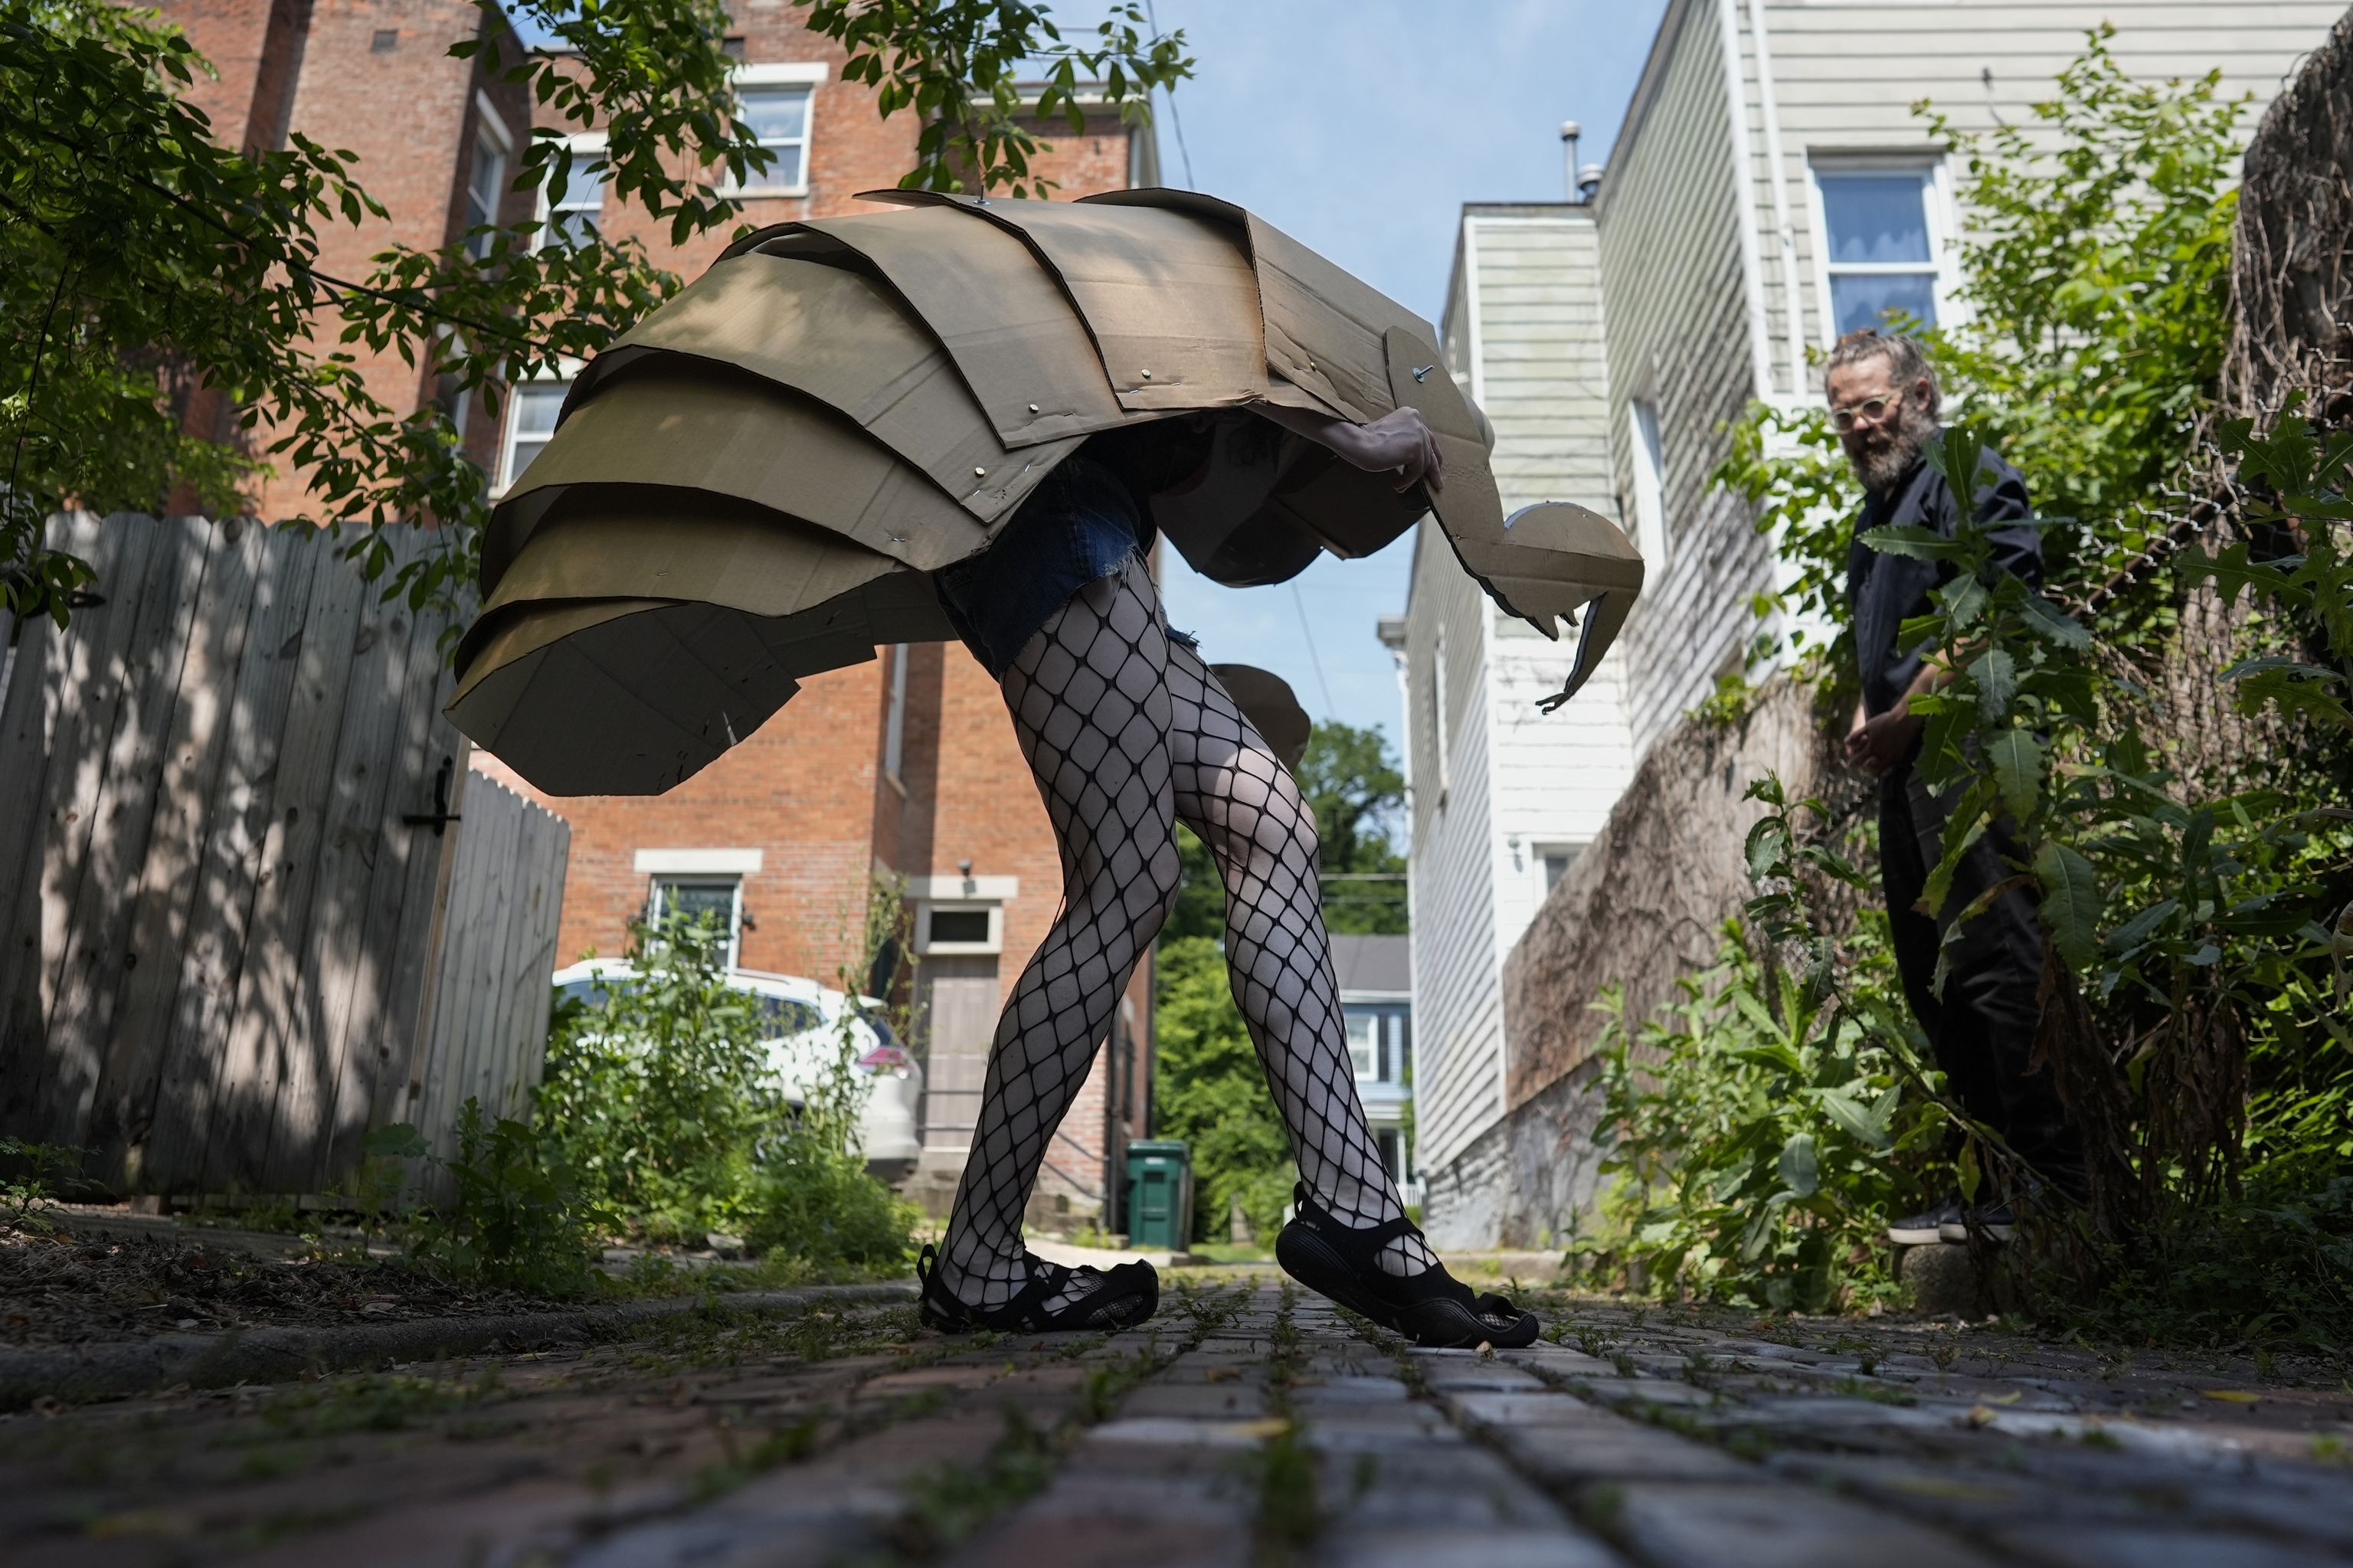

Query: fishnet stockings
[[936, 557, 1433, 1312]]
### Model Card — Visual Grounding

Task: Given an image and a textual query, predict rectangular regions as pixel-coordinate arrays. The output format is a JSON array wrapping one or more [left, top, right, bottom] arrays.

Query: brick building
[[155, 0, 1161, 1236]]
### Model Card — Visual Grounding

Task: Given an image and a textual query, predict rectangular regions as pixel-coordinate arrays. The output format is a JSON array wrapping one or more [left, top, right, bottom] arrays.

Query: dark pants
[[1878, 764, 2084, 1196]]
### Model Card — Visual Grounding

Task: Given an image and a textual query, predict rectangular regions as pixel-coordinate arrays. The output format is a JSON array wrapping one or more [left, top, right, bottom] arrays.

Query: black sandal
[[915, 1243, 1160, 1333], [1275, 1184, 1540, 1349]]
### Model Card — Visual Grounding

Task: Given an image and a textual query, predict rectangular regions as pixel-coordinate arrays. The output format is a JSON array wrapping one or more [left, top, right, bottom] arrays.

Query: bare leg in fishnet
[[935, 557, 1430, 1313]]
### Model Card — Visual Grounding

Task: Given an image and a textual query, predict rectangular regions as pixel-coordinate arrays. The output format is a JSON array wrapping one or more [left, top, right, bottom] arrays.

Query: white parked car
[[549, 960, 924, 1180]]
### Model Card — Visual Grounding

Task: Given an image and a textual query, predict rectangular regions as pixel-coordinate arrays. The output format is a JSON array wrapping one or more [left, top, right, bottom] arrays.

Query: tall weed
[[1575, 784, 1946, 1311]]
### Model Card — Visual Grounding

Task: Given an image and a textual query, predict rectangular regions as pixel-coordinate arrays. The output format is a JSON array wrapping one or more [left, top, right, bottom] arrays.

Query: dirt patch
[[0, 1221, 561, 1347]]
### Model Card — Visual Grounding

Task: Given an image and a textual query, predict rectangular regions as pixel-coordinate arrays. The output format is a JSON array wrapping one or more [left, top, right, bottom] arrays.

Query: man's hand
[[1257, 404, 1445, 493], [1844, 700, 1923, 778]]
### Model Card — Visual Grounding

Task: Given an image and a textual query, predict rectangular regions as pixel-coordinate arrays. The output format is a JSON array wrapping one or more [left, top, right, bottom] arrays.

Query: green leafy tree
[[1150, 935, 1294, 1243], [1298, 719, 1409, 936], [799, 0, 1190, 198], [4, 0, 1185, 630]]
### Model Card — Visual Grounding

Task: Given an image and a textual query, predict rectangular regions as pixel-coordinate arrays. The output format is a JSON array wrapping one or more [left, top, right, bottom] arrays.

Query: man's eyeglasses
[[1831, 389, 1903, 432]]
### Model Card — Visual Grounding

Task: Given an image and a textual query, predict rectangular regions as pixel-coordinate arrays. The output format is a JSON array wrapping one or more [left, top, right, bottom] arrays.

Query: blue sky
[[1140, 0, 1670, 743]]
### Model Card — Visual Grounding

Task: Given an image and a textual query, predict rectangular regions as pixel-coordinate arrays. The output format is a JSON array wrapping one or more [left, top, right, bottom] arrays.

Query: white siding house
[[1396, 207, 1633, 1242], [1398, 0, 2344, 1246]]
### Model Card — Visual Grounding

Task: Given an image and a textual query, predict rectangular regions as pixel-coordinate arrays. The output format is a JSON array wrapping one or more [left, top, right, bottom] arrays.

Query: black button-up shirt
[[1844, 447, 2040, 719]]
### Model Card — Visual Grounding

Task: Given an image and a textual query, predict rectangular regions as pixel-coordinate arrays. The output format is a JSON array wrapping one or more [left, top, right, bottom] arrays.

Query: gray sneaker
[[1939, 1201, 2016, 1243], [1888, 1193, 1965, 1246]]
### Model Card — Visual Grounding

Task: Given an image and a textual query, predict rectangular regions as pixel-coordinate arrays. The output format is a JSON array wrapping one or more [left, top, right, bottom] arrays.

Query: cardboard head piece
[[447, 191, 1644, 797]]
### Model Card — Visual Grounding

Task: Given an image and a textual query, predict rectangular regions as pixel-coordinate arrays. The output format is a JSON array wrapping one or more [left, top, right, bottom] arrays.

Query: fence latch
[[402, 755, 464, 836]]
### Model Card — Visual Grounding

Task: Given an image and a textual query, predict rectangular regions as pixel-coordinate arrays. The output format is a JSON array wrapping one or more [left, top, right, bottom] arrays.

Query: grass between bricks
[[1250, 1280, 1320, 1568], [881, 1278, 1259, 1561]]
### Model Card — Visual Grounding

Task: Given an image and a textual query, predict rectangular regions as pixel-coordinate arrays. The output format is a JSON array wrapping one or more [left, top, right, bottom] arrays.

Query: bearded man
[[1828, 329, 2085, 1246]]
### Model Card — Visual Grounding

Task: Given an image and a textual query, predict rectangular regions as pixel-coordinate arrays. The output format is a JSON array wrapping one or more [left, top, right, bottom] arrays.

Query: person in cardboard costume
[[447, 191, 1644, 1347]]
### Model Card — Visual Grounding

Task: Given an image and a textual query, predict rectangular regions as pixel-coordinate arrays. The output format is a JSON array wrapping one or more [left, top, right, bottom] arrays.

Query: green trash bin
[[1125, 1140, 1192, 1250]]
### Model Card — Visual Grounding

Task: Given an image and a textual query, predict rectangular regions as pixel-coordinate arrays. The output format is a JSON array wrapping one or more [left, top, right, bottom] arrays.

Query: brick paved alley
[[5, 1270, 2351, 1566]]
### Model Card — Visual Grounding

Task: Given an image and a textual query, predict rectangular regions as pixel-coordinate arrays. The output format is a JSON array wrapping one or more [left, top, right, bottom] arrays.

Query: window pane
[[506, 436, 551, 483], [1344, 1010, 1379, 1081], [757, 145, 803, 190], [740, 87, 808, 142], [548, 208, 598, 246], [928, 908, 990, 944], [1830, 272, 1939, 336], [512, 382, 568, 437], [1819, 174, 1930, 265], [658, 880, 736, 931]]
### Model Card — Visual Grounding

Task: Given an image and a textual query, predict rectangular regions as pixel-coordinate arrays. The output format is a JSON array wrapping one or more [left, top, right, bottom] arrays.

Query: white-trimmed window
[[1810, 162, 1955, 339], [731, 62, 830, 196], [498, 378, 571, 490], [1534, 840, 1584, 896], [538, 132, 608, 249], [1344, 1006, 1409, 1085], [908, 872, 1017, 957], [636, 848, 764, 970], [464, 92, 512, 260], [650, 877, 745, 966], [1627, 398, 1667, 565]]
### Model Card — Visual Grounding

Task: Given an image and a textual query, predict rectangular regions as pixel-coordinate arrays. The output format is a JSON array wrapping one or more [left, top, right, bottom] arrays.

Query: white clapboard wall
[[0, 512, 569, 1199]]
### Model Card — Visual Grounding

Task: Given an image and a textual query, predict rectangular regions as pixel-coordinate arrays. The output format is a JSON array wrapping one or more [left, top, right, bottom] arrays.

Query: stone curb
[[0, 1279, 917, 1412]]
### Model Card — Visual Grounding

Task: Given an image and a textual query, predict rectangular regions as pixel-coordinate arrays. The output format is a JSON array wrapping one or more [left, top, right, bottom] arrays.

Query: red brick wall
[[159, 0, 529, 511], [473, 659, 889, 984]]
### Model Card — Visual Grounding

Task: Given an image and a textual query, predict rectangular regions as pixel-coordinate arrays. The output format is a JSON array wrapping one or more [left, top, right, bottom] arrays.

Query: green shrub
[[742, 1000, 918, 1271], [535, 912, 789, 1241], [1573, 783, 1947, 1311], [405, 1104, 605, 1295], [0, 1137, 84, 1229], [532, 908, 916, 1271]]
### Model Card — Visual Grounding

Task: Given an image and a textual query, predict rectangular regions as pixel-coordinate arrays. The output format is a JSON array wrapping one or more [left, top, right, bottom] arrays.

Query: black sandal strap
[[918, 1244, 1158, 1333]]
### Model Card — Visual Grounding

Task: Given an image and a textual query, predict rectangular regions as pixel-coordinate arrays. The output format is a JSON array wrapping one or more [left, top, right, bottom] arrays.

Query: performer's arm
[[1255, 404, 1445, 495]]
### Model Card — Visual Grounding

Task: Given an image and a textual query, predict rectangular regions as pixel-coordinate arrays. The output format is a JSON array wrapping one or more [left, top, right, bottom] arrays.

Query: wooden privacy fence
[[0, 512, 569, 1200]]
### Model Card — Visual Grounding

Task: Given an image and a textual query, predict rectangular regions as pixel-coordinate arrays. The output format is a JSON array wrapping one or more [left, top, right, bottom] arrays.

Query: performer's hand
[[1255, 404, 1446, 493], [1340, 408, 1447, 494]]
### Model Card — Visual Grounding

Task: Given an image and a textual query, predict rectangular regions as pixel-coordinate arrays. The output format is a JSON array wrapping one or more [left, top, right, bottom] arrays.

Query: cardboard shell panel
[[1209, 663, 1311, 771], [955, 201, 1267, 412], [449, 568, 958, 797], [449, 191, 1644, 795], [1081, 189, 1440, 424], [569, 255, 1083, 525], [790, 208, 1139, 448], [488, 374, 991, 586], [476, 497, 904, 629]]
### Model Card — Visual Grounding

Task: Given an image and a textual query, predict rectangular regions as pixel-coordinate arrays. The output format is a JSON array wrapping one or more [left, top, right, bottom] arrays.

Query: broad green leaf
[[1860, 524, 1972, 561], [1815, 1086, 1893, 1152], [1988, 728, 2044, 821], [1972, 647, 2018, 722], [362, 1121, 429, 1159], [1925, 425, 1988, 499], [2103, 898, 2180, 952], [2033, 839, 2103, 971], [2018, 591, 2093, 650], [1777, 1134, 1819, 1198]]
